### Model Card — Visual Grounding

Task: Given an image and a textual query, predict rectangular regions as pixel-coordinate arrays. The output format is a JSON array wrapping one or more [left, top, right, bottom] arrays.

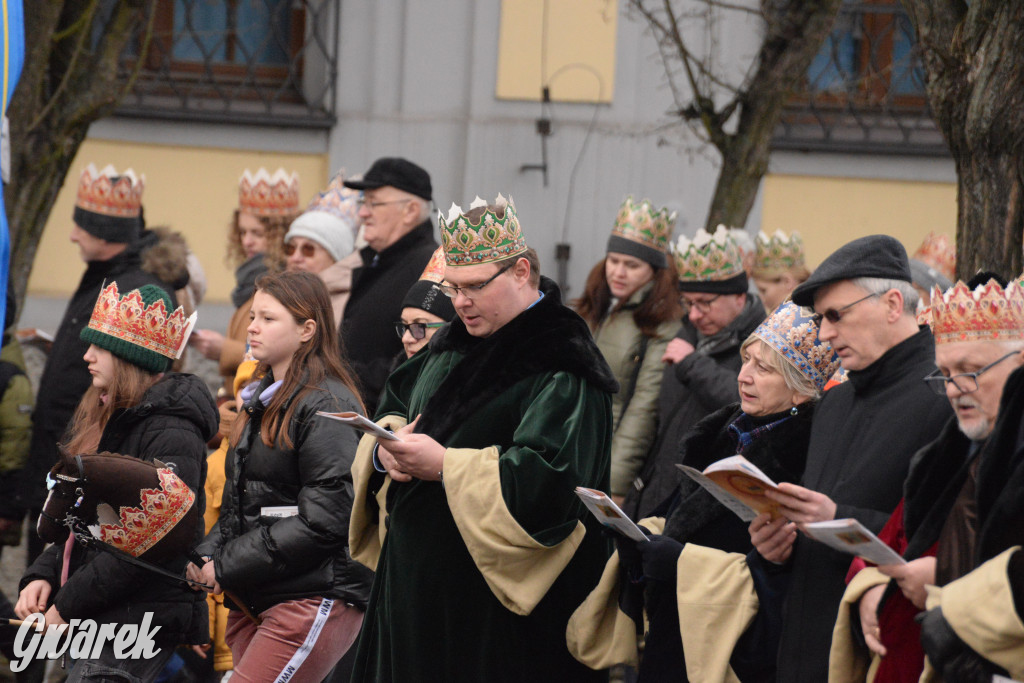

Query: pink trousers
[[225, 597, 363, 683]]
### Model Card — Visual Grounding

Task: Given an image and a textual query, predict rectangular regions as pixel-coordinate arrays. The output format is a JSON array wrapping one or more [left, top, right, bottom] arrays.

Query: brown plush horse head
[[38, 452, 198, 564]]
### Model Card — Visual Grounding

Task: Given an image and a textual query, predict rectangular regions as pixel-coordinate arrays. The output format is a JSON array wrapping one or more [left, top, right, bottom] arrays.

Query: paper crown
[[420, 245, 447, 283], [85, 282, 197, 363], [612, 197, 674, 253], [672, 225, 746, 283], [99, 467, 195, 558], [755, 230, 806, 273], [929, 279, 1024, 344], [76, 164, 144, 218], [440, 194, 527, 266], [304, 169, 360, 229], [753, 300, 841, 392], [239, 168, 300, 217], [913, 233, 956, 282]]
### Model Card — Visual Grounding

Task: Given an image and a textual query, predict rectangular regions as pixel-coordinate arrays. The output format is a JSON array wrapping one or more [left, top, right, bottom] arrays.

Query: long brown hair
[[574, 257, 682, 337], [225, 209, 293, 270], [230, 270, 365, 450], [64, 358, 160, 454]]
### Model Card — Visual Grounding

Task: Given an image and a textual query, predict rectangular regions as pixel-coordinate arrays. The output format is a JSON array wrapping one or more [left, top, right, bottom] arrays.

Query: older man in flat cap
[[748, 234, 951, 682]]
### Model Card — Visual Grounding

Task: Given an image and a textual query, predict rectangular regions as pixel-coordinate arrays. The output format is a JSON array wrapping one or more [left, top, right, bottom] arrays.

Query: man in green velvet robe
[[348, 195, 617, 681]]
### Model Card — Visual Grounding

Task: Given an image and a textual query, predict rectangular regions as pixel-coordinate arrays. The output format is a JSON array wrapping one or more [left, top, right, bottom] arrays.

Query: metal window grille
[[774, 1, 948, 156], [116, 0, 338, 128]]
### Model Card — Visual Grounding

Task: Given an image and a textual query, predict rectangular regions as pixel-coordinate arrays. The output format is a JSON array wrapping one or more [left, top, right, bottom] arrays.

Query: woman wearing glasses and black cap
[[393, 247, 455, 362]]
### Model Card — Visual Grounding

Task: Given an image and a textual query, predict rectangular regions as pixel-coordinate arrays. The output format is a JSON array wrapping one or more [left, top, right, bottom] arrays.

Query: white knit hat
[[285, 170, 360, 261]]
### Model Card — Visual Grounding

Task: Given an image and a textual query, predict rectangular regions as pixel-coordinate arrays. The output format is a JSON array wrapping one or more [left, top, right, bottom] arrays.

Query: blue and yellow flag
[[0, 0, 23, 343]]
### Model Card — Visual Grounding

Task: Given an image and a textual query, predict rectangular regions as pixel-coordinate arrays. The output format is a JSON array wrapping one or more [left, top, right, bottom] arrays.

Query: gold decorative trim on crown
[[420, 246, 447, 283], [754, 230, 805, 273], [929, 279, 1024, 344], [87, 283, 197, 360], [239, 168, 300, 217], [439, 194, 527, 266], [612, 197, 674, 252], [76, 164, 144, 218], [672, 225, 745, 282], [99, 468, 195, 557], [914, 232, 956, 282]]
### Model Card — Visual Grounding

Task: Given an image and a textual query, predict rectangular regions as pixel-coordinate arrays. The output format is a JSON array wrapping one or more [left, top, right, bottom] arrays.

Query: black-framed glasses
[[680, 294, 720, 315], [284, 242, 318, 258], [438, 262, 515, 299], [811, 292, 880, 327], [923, 351, 1020, 396], [394, 321, 446, 341], [357, 198, 411, 211]]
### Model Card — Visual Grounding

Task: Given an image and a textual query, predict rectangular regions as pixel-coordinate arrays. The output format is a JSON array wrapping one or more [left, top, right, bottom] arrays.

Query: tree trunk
[[4, 0, 156, 316]]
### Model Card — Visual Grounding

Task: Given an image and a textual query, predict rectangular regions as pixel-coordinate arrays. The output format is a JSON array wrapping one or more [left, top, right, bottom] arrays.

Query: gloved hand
[[608, 527, 650, 632], [917, 607, 1005, 683], [638, 534, 685, 584]]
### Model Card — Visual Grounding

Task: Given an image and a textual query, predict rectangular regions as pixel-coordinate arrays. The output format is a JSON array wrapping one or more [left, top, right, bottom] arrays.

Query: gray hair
[[849, 277, 919, 315], [740, 336, 820, 400]]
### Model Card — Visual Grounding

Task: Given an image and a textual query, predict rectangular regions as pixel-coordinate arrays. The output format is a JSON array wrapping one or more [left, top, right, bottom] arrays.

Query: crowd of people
[[0, 154, 1020, 683]]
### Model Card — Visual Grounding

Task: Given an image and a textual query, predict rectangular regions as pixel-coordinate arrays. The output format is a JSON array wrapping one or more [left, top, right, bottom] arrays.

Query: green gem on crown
[[611, 196, 674, 253], [440, 194, 527, 266]]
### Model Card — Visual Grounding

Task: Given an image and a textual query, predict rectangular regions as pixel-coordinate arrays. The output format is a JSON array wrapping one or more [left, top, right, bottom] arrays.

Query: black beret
[[791, 235, 911, 307]]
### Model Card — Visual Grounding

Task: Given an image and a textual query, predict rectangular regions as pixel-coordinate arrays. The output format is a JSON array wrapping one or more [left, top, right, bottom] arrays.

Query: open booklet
[[676, 455, 782, 522], [574, 487, 650, 543], [315, 411, 402, 441], [801, 519, 906, 566]]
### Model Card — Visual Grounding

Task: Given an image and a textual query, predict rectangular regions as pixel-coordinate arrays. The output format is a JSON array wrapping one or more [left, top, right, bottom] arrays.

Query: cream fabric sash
[[348, 416, 407, 571], [828, 567, 889, 683]]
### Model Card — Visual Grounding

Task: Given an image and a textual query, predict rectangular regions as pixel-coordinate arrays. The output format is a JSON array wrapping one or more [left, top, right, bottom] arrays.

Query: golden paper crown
[[913, 233, 956, 282], [76, 164, 144, 218], [440, 194, 527, 266], [672, 225, 745, 282], [754, 230, 805, 273], [419, 246, 447, 283], [611, 197, 674, 253], [99, 467, 195, 557], [239, 168, 300, 217], [929, 279, 1024, 344], [86, 282, 197, 360]]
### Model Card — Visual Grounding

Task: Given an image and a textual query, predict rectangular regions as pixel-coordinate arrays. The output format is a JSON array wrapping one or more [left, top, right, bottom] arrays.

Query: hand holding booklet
[[574, 487, 649, 543], [800, 519, 906, 566], [316, 411, 402, 441], [676, 455, 782, 522]]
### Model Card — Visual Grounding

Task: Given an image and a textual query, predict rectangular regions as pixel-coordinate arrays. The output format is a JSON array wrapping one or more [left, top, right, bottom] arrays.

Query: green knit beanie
[[80, 283, 174, 373]]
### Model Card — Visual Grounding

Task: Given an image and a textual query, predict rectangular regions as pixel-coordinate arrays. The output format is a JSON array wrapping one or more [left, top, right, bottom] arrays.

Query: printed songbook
[[676, 455, 782, 522], [574, 487, 650, 543], [316, 411, 403, 441], [801, 519, 906, 565]]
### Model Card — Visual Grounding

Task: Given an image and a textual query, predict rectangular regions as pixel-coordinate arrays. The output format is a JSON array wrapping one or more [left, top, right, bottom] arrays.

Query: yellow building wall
[[761, 174, 957, 269], [28, 139, 327, 303]]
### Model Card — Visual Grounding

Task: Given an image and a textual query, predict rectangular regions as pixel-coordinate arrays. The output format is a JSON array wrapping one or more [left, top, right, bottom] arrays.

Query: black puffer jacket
[[196, 373, 374, 614], [22, 373, 218, 645]]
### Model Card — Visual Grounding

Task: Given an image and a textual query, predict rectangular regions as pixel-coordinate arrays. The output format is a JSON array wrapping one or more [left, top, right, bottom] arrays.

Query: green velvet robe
[[351, 281, 615, 682]]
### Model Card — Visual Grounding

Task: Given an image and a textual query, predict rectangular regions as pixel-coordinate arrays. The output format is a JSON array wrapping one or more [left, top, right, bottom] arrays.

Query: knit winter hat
[[401, 247, 455, 320], [80, 283, 195, 373], [285, 171, 360, 261]]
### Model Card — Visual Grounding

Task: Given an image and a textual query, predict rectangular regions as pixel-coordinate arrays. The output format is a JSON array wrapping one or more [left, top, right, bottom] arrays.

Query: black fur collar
[[415, 277, 618, 442]]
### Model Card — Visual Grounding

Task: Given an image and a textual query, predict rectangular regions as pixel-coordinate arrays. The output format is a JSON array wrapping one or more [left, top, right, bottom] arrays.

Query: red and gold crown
[[929, 279, 1024, 344], [99, 467, 195, 557], [86, 283, 197, 360], [239, 168, 300, 217], [76, 164, 144, 218], [913, 233, 956, 282], [420, 246, 447, 283]]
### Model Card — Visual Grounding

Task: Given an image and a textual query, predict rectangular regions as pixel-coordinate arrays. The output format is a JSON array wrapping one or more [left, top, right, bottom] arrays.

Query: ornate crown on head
[[76, 164, 144, 218], [439, 194, 527, 266], [87, 282, 197, 360], [754, 230, 806, 273], [420, 245, 447, 283], [753, 300, 841, 392], [672, 225, 745, 282], [913, 232, 956, 282], [239, 168, 300, 217], [612, 197, 674, 253], [99, 467, 196, 557], [929, 279, 1024, 344], [305, 169, 360, 228]]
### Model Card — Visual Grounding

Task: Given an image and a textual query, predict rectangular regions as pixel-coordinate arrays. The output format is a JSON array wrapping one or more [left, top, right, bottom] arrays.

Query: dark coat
[[340, 219, 437, 412], [23, 231, 177, 512], [624, 295, 765, 519], [196, 374, 374, 615], [775, 328, 951, 682], [22, 373, 217, 645]]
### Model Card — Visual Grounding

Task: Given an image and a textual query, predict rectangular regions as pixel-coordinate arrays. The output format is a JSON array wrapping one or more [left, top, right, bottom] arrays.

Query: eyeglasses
[[357, 198, 411, 211], [284, 242, 318, 258], [811, 292, 880, 327], [680, 294, 720, 314], [922, 351, 1020, 396], [438, 262, 515, 299], [394, 321, 446, 341]]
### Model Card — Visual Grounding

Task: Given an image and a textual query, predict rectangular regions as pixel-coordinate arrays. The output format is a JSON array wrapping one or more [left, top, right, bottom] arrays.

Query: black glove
[[609, 528, 649, 632], [917, 607, 1005, 683], [637, 534, 685, 584]]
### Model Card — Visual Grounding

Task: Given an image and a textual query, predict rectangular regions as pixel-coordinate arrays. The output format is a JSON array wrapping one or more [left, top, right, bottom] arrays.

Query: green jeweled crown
[[440, 194, 527, 266], [672, 225, 745, 282], [611, 196, 674, 253], [754, 230, 805, 273]]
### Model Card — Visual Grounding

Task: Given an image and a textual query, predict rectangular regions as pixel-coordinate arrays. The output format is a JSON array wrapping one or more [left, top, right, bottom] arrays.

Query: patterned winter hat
[[754, 230, 806, 276], [80, 282, 196, 373], [440, 194, 527, 266], [74, 164, 145, 244], [672, 225, 748, 293], [929, 279, 1024, 345], [239, 168, 300, 217], [752, 300, 841, 392], [607, 196, 674, 269]]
